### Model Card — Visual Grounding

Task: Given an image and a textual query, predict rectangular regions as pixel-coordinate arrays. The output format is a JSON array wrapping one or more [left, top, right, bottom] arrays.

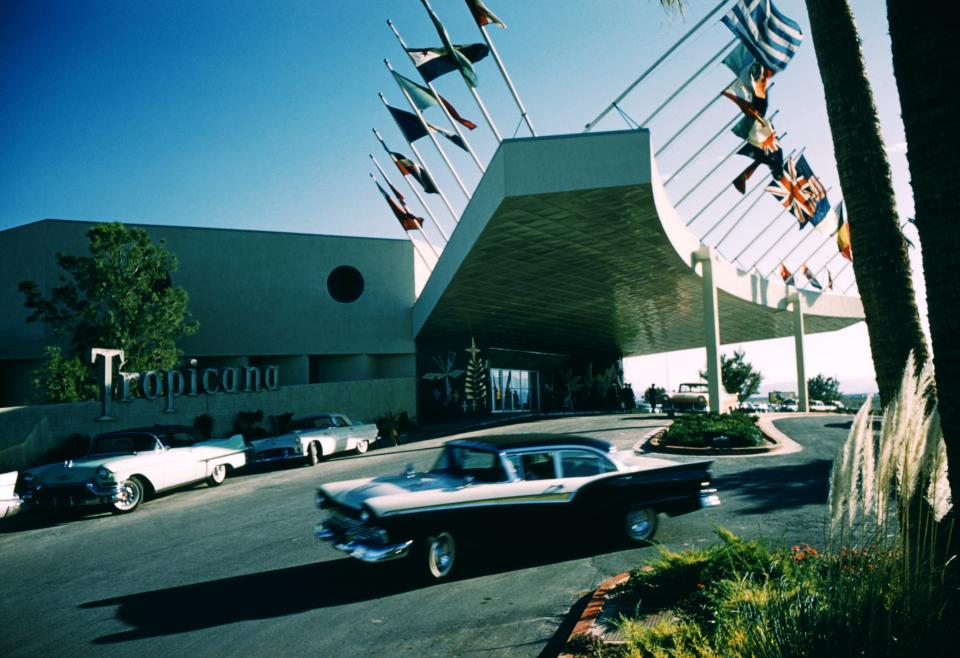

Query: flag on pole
[[387, 104, 469, 151], [723, 46, 773, 116], [424, 2, 480, 87], [721, 0, 804, 73], [723, 91, 780, 155], [836, 202, 853, 261], [733, 142, 784, 192], [766, 157, 818, 226], [802, 263, 822, 290], [466, 0, 506, 28], [815, 199, 841, 236], [827, 269, 834, 291], [794, 155, 831, 226], [780, 262, 795, 285], [375, 179, 424, 231], [391, 70, 478, 129], [405, 44, 490, 82], [390, 150, 439, 194]]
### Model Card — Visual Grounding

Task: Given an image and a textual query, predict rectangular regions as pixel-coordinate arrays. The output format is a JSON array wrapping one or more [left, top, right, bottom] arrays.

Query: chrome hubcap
[[428, 533, 454, 577], [626, 509, 652, 539]]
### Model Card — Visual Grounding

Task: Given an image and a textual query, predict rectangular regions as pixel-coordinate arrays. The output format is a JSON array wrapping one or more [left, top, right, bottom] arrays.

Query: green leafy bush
[[193, 413, 214, 438], [662, 412, 764, 448]]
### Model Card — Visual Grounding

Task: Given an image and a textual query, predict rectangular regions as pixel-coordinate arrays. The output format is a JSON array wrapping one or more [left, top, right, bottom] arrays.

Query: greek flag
[[721, 0, 803, 73]]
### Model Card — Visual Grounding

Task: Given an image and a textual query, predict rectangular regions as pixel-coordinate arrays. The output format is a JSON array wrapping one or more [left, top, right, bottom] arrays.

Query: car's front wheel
[[624, 506, 658, 544], [424, 531, 456, 580], [111, 477, 145, 514], [307, 441, 322, 466], [206, 464, 227, 487], [355, 439, 370, 455]]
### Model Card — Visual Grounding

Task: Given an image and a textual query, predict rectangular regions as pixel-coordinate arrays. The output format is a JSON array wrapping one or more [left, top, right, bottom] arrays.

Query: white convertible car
[[248, 413, 379, 466], [20, 426, 247, 514], [1, 470, 20, 519]]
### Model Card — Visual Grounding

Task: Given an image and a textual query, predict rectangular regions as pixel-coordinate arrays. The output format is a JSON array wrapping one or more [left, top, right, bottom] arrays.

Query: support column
[[789, 292, 809, 412], [694, 246, 722, 413]]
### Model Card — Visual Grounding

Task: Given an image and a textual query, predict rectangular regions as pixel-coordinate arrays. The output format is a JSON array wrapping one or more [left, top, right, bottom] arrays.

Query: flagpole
[[639, 38, 737, 129], [378, 96, 463, 226], [763, 190, 834, 277], [387, 19, 486, 173], [372, 127, 456, 236], [420, 0, 502, 142], [471, 13, 536, 137], [746, 182, 833, 274], [369, 174, 437, 265], [370, 152, 447, 246], [584, 0, 728, 132], [733, 205, 791, 264], [384, 63, 471, 199], [664, 113, 743, 186], [369, 159, 442, 258], [655, 83, 730, 157]]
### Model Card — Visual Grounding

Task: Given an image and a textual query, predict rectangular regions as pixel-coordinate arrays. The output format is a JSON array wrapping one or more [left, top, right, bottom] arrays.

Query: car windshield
[[432, 445, 508, 483], [679, 383, 707, 392], [88, 434, 160, 456]]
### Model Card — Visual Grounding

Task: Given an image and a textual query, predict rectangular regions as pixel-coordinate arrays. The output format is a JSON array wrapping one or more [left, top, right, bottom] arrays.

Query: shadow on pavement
[[712, 459, 833, 515], [80, 539, 633, 644]]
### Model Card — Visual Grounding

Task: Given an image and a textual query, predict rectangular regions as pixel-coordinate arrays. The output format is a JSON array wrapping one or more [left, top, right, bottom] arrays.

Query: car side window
[[520, 452, 557, 480], [334, 416, 350, 428], [165, 432, 197, 448], [314, 418, 335, 430], [559, 450, 617, 477]]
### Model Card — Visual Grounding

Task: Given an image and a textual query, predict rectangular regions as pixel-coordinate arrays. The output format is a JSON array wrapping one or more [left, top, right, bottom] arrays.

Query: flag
[[375, 179, 423, 231], [794, 155, 831, 226], [424, 2, 480, 87], [723, 90, 780, 154], [723, 46, 773, 116], [387, 104, 469, 151], [733, 142, 784, 192], [802, 264, 822, 290], [766, 157, 819, 226], [405, 43, 489, 82], [780, 262, 795, 285], [827, 269, 834, 291], [391, 70, 477, 129], [465, 0, 506, 28], [721, 0, 804, 73], [837, 202, 852, 261], [389, 150, 439, 194], [815, 199, 841, 236]]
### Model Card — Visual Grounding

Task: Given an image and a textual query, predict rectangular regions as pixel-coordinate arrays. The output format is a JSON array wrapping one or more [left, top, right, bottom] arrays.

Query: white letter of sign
[[90, 347, 124, 421]]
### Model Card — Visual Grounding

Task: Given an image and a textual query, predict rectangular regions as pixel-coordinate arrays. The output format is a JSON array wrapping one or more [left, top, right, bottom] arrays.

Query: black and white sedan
[[314, 434, 720, 580]]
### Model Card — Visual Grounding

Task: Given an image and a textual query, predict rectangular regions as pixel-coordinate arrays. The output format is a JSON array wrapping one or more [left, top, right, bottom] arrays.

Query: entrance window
[[490, 368, 539, 413]]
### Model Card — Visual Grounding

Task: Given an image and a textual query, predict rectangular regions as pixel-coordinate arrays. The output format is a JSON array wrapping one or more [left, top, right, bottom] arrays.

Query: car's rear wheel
[[624, 506, 658, 544], [308, 441, 321, 466], [206, 464, 227, 487], [355, 439, 369, 455], [111, 477, 144, 514], [424, 531, 456, 580]]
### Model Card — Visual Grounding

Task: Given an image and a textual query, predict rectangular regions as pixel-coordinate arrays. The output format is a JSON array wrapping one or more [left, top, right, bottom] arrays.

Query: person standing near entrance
[[645, 383, 660, 410]]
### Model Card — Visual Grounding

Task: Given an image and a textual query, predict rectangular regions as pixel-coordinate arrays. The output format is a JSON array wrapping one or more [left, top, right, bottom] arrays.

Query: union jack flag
[[766, 157, 818, 226]]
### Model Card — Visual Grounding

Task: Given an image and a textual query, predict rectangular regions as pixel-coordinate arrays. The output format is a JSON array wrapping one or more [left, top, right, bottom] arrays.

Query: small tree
[[19, 223, 199, 402], [808, 374, 842, 403], [703, 350, 763, 402]]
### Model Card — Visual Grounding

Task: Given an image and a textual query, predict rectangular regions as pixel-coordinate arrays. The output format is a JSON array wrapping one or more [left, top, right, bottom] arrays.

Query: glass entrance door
[[491, 369, 539, 413]]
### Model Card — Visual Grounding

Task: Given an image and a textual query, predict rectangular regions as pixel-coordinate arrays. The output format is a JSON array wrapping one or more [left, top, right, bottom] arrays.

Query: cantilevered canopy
[[413, 130, 863, 356]]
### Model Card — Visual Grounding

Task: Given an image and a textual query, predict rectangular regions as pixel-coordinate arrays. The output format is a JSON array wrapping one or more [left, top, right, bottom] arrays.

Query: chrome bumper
[[315, 522, 413, 563], [1, 495, 21, 518], [22, 480, 124, 507], [699, 488, 721, 508]]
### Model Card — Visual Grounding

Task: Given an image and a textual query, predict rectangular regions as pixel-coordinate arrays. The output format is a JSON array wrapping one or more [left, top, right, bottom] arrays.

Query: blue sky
[[0, 0, 919, 393]]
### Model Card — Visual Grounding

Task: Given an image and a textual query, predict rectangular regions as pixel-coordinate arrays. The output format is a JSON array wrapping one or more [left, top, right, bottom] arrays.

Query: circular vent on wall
[[327, 265, 364, 303]]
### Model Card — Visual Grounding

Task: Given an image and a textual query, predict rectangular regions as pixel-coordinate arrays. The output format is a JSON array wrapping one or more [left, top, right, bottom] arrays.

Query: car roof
[[446, 433, 614, 453]]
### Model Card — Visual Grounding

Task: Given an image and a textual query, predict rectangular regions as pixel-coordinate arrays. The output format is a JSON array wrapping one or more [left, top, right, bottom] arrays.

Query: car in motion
[[314, 434, 720, 580], [661, 382, 738, 417], [20, 426, 247, 514], [247, 413, 379, 466], [1, 470, 20, 519]]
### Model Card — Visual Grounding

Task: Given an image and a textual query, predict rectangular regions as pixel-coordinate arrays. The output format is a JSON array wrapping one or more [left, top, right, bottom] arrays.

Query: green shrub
[[193, 413, 214, 438], [662, 412, 764, 448]]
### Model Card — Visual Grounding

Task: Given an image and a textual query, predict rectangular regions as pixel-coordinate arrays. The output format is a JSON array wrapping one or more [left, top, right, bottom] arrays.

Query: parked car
[[248, 413, 379, 466], [661, 382, 738, 417], [314, 434, 720, 580], [779, 399, 799, 412], [19, 426, 246, 514], [1, 470, 20, 519]]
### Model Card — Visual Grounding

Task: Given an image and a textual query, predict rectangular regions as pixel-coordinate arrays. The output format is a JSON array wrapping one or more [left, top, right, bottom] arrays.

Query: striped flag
[[836, 203, 853, 261], [391, 70, 477, 130], [465, 0, 506, 29], [766, 157, 818, 226], [721, 0, 804, 73], [406, 44, 489, 83], [795, 155, 831, 226], [389, 150, 439, 194], [424, 2, 480, 87]]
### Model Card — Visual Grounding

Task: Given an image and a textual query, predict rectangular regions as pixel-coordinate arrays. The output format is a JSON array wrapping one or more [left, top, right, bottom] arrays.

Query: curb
[[559, 571, 631, 658]]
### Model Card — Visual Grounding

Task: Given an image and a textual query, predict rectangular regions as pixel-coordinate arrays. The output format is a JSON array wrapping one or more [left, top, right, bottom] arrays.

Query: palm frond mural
[[463, 338, 488, 412], [422, 351, 465, 405]]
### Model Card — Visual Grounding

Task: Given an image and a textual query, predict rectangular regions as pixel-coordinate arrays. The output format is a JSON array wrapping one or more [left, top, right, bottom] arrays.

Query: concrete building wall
[[0, 376, 416, 472]]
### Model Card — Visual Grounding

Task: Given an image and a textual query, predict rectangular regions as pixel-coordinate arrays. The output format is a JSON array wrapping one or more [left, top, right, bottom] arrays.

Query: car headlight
[[96, 466, 114, 481], [359, 509, 370, 523]]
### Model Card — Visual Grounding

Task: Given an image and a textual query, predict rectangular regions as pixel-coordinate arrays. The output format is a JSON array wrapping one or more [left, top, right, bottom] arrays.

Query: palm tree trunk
[[886, 0, 960, 528], [804, 0, 928, 406]]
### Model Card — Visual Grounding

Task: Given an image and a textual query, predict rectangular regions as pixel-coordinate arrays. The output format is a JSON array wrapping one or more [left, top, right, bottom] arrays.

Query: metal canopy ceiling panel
[[413, 130, 863, 357]]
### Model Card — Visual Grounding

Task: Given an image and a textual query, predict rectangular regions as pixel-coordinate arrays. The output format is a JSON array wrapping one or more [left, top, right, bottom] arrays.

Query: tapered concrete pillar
[[693, 246, 722, 413], [789, 292, 809, 412]]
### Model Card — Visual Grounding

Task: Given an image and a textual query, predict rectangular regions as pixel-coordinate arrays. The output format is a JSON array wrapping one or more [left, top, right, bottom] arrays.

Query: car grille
[[325, 510, 386, 544], [32, 484, 96, 506]]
